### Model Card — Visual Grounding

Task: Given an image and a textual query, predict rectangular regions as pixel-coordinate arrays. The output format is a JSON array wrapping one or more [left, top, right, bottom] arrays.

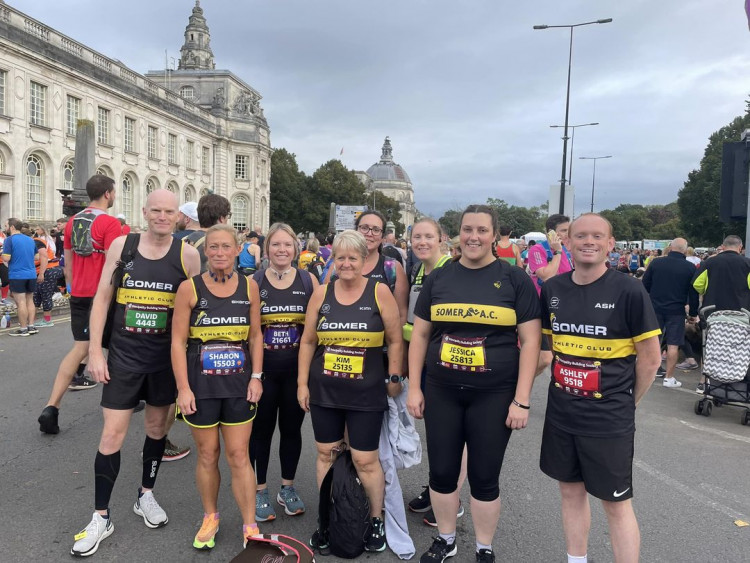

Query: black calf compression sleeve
[[141, 435, 167, 490], [94, 450, 121, 511]]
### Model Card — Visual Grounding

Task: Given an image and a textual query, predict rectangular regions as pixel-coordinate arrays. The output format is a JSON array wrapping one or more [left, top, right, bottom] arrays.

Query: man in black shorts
[[539, 213, 661, 563], [70, 189, 200, 557]]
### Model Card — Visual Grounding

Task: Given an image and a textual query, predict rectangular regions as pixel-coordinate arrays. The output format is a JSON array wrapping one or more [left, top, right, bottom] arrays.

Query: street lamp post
[[550, 122, 599, 187], [579, 155, 612, 213], [534, 19, 612, 215]]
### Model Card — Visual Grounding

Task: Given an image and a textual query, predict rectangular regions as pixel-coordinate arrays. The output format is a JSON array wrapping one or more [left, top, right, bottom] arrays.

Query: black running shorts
[[183, 397, 257, 428], [540, 419, 634, 502], [309, 405, 384, 452], [69, 296, 93, 341], [100, 367, 177, 410]]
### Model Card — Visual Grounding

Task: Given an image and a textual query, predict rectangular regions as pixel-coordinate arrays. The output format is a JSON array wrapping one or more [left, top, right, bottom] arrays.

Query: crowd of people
[[3, 174, 749, 562]]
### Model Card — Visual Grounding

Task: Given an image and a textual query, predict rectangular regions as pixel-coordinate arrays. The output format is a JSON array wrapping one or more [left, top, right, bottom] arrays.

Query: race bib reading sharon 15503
[[439, 335, 487, 372], [552, 354, 602, 399], [201, 343, 246, 375]]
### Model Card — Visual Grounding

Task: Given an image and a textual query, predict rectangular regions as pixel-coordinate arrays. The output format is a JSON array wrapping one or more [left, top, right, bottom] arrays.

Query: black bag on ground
[[102, 234, 139, 349], [318, 445, 370, 559]]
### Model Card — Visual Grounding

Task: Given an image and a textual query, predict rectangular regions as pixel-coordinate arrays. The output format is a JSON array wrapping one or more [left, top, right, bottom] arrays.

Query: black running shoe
[[420, 536, 457, 562], [38, 405, 59, 434], [68, 374, 98, 391], [423, 501, 464, 527], [409, 485, 432, 513], [309, 528, 330, 556], [365, 517, 386, 552], [476, 548, 496, 562]]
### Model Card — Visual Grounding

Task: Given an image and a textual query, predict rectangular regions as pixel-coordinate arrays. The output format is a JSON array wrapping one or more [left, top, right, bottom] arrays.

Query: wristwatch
[[386, 374, 404, 384], [553, 250, 561, 256], [251, 372, 264, 381]]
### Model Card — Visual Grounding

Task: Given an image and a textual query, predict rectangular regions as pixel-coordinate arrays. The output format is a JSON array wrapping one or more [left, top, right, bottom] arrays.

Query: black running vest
[[108, 238, 188, 373]]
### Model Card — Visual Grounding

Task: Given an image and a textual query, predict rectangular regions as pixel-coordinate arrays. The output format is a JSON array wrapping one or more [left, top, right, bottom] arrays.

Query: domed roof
[[366, 137, 412, 186]]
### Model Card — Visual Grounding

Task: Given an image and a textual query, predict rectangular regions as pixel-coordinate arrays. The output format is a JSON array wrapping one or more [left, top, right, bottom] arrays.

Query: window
[[63, 160, 74, 192], [26, 154, 43, 219], [235, 154, 248, 180], [184, 184, 196, 203], [202, 146, 210, 173], [121, 175, 133, 220], [147, 126, 158, 159], [231, 195, 248, 230], [261, 159, 267, 183], [96, 166, 111, 178], [168, 133, 177, 164], [0, 152, 5, 175], [66, 95, 80, 136], [167, 181, 178, 194], [0, 70, 6, 116], [145, 177, 157, 194], [180, 85, 194, 100], [186, 140, 194, 169], [97, 107, 110, 144], [124, 117, 135, 152], [29, 81, 46, 126]]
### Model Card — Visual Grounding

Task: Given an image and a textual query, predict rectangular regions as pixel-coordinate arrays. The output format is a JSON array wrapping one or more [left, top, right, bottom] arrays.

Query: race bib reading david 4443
[[323, 345, 366, 379], [552, 355, 602, 399], [201, 343, 246, 375], [439, 335, 487, 372], [124, 303, 168, 334]]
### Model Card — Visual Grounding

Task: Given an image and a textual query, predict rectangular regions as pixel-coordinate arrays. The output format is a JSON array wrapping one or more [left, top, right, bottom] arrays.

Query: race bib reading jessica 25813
[[439, 335, 488, 372], [323, 345, 366, 379]]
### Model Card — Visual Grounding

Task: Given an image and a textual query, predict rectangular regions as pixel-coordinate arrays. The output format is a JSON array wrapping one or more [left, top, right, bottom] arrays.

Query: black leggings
[[33, 266, 63, 311], [424, 382, 514, 502], [249, 369, 306, 485]]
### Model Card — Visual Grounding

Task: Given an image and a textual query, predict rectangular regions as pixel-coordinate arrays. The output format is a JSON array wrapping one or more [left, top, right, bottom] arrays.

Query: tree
[[269, 148, 307, 230], [486, 198, 546, 236], [304, 160, 366, 233], [677, 108, 750, 246], [600, 209, 632, 241], [438, 209, 462, 237]]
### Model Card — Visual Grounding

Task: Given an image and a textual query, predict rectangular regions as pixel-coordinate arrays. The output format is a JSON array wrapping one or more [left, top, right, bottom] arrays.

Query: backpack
[[318, 446, 370, 559], [319, 255, 334, 283], [629, 254, 640, 271], [103, 234, 140, 348], [70, 208, 106, 256], [328, 257, 397, 292], [253, 268, 314, 296], [183, 230, 208, 272], [306, 255, 326, 282], [231, 533, 315, 563]]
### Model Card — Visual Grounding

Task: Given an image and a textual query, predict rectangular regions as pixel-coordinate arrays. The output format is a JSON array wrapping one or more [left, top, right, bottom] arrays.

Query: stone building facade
[[0, 1, 271, 230]]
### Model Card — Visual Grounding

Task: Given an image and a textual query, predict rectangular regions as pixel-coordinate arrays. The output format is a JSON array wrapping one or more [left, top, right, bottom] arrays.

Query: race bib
[[264, 323, 301, 350], [323, 346, 366, 379], [201, 343, 246, 375], [552, 355, 602, 398], [439, 335, 488, 372], [124, 303, 168, 334]]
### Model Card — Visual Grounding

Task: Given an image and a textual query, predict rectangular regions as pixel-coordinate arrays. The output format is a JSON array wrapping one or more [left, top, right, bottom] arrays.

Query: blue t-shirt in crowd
[[3, 234, 37, 279]]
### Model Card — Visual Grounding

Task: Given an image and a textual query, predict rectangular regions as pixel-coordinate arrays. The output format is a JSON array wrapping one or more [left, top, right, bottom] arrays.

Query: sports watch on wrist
[[553, 250, 561, 255], [386, 374, 404, 384], [251, 372, 264, 381]]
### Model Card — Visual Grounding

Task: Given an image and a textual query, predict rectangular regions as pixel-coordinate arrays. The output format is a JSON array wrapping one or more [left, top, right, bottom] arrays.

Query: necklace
[[269, 267, 292, 281], [208, 269, 234, 283]]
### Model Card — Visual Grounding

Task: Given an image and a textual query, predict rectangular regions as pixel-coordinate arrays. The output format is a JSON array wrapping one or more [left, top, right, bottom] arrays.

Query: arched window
[[121, 175, 133, 221], [184, 184, 196, 203], [26, 154, 43, 219], [167, 181, 178, 194], [96, 166, 112, 178], [180, 86, 194, 100], [63, 160, 74, 192], [145, 177, 157, 194], [200, 187, 210, 198], [0, 152, 4, 175], [231, 195, 248, 230]]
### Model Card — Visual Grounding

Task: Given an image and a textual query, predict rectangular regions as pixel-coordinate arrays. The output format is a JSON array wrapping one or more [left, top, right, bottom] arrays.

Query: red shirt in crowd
[[63, 210, 122, 297]]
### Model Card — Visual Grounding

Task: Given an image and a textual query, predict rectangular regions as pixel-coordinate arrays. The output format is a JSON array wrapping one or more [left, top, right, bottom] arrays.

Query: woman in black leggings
[[407, 204, 541, 563], [249, 223, 318, 522]]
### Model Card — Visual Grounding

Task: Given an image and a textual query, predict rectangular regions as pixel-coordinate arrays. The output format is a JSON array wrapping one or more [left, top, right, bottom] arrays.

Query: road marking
[[679, 419, 750, 445], [699, 483, 750, 510], [634, 459, 749, 522]]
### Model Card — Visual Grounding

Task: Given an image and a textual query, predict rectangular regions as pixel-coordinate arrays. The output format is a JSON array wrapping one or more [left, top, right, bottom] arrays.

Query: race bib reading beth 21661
[[323, 345, 366, 379], [263, 323, 301, 350], [552, 355, 602, 399], [439, 335, 488, 372]]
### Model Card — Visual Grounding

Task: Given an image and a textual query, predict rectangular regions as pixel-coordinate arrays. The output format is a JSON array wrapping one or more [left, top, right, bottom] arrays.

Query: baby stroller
[[694, 306, 750, 425]]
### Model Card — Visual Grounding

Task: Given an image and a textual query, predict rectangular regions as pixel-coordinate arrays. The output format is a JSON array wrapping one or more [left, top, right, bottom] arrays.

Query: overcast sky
[[11, 0, 750, 218]]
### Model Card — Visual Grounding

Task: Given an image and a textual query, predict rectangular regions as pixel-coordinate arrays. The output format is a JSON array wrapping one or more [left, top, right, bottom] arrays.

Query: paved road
[[2, 319, 749, 562]]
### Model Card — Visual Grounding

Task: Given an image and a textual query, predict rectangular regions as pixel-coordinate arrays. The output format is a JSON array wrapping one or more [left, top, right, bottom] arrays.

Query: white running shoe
[[70, 512, 114, 557], [663, 377, 682, 388], [133, 489, 169, 528]]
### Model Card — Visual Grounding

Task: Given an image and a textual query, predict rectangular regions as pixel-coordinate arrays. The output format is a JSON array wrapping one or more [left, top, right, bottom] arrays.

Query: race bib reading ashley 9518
[[552, 354, 602, 399]]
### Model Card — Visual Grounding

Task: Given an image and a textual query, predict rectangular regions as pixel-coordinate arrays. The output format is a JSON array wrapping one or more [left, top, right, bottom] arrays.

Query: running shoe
[[162, 438, 190, 461], [663, 377, 682, 388], [133, 400, 146, 413], [409, 485, 432, 513], [193, 513, 220, 550], [242, 523, 260, 548], [365, 516, 386, 552], [655, 367, 666, 378], [256, 488, 276, 521], [8, 328, 29, 337], [38, 405, 60, 434], [133, 488, 168, 528], [35, 319, 55, 327], [309, 528, 330, 556], [476, 548, 496, 562], [26, 325, 39, 334], [69, 374, 98, 391], [423, 501, 464, 527], [676, 360, 699, 370], [70, 512, 114, 557], [420, 536, 457, 562], [696, 383, 706, 394], [277, 485, 305, 515]]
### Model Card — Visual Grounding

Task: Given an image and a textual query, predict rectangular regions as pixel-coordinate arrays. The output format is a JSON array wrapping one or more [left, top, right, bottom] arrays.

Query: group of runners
[[11, 173, 690, 562]]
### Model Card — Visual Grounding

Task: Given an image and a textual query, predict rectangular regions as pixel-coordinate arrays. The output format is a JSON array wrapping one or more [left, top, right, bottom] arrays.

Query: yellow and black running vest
[[309, 278, 387, 412], [108, 238, 188, 373], [187, 274, 252, 399]]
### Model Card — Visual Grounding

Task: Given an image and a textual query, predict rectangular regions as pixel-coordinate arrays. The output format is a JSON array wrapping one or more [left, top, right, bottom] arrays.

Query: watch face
[[390, 375, 401, 383]]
